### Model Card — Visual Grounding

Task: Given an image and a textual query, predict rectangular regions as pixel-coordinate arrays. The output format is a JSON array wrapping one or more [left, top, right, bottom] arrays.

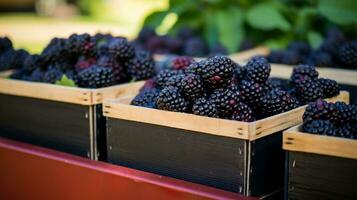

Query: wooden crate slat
[[229, 47, 269, 62]]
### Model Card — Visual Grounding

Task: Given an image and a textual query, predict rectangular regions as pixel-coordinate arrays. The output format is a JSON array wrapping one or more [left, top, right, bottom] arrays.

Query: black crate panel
[[0, 94, 90, 157], [107, 118, 246, 193], [95, 104, 107, 161], [250, 132, 285, 197], [288, 152, 357, 200]]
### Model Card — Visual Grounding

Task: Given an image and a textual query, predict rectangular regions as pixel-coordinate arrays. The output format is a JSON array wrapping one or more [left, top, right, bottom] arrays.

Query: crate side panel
[[95, 104, 107, 161], [0, 94, 90, 157], [288, 152, 357, 200], [249, 131, 285, 197], [107, 118, 246, 193]]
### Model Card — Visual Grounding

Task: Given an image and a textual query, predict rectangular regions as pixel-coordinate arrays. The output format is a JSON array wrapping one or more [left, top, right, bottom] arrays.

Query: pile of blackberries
[[303, 100, 357, 139], [0, 37, 29, 72], [5, 33, 156, 88], [131, 55, 341, 122], [267, 27, 357, 69]]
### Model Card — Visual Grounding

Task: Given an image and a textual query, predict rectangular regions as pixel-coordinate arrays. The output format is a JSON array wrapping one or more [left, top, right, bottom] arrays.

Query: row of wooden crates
[[0, 66, 351, 199]]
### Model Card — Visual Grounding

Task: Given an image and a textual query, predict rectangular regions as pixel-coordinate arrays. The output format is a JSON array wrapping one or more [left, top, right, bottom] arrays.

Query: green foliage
[[143, 0, 356, 53], [55, 75, 77, 87]]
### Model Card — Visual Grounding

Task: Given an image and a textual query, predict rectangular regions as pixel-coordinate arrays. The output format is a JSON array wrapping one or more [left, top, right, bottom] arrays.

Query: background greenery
[[143, 0, 357, 53]]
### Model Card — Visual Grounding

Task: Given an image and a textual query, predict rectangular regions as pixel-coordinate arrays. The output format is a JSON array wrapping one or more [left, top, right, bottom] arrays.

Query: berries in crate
[[0, 34, 155, 160], [103, 55, 348, 198]]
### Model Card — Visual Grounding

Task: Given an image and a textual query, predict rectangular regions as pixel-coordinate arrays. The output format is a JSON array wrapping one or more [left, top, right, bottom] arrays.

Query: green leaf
[[307, 31, 324, 49], [55, 75, 77, 87], [318, 0, 357, 25], [216, 7, 245, 53], [203, 10, 219, 50], [246, 3, 291, 31], [264, 35, 293, 50], [143, 11, 168, 28]]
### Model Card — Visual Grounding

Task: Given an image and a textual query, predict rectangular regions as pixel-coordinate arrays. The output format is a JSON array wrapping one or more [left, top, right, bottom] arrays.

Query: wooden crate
[[283, 125, 357, 200], [0, 74, 144, 160], [103, 90, 348, 198]]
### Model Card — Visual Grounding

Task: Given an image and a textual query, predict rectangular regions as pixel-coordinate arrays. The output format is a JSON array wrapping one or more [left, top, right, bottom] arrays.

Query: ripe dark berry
[[260, 88, 300, 117], [78, 65, 115, 88], [126, 51, 155, 81], [303, 120, 337, 136], [201, 56, 235, 89], [295, 79, 324, 104], [106, 37, 135, 60], [43, 67, 63, 84], [318, 78, 340, 98], [156, 69, 184, 88], [131, 88, 159, 108], [245, 56, 271, 83], [192, 98, 219, 118], [239, 80, 264, 110], [172, 56, 194, 70], [156, 86, 188, 112], [290, 64, 319, 85], [180, 74, 204, 101], [0, 37, 12, 54], [231, 102, 255, 122], [338, 41, 357, 68], [209, 87, 240, 118], [303, 99, 337, 124]]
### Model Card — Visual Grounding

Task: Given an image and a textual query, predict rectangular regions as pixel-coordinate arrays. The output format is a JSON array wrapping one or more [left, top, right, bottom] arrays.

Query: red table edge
[[0, 137, 256, 200]]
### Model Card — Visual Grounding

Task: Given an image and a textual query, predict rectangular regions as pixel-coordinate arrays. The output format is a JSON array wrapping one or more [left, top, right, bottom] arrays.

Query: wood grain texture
[[0, 94, 91, 158], [106, 118, 247, 194], [103, 91, 348, 141], [283, 125, 357, 160], [287, 152, 357, 200]]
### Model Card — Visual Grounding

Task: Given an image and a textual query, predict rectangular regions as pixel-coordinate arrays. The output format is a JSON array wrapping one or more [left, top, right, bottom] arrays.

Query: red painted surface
[[0, 137, 256, 200]]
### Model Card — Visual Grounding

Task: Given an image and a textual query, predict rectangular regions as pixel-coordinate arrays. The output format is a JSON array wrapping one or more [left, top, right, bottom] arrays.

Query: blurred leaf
[[55, 75, 77, 87], [246, 3, 291, 31], [203, 10, 219, 49], [295, 7, 317, 36], [143, 11, 168, 28], [216, 8, 244, 53], [264, 35, 293, 50], [307, 31, 324, 49], [318, 0, 357, 25]]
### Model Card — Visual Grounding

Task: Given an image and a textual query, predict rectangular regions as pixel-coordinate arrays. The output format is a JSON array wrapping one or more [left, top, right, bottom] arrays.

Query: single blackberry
[[201, 56, 234, 89], [303, 120, 337, 136], [22, 54, 46, 72], [106, 37, 135, 60], [320, 27, 345, 57], [303, 99, 337, 124], [172, 56, 194, 70], [306, 51, 333, 67], [260, 88, 300, 117], [267, 51, 283, 63], [183, 37, 207, 57], [245, 56, 271, 83], [78, 65, 115, 88], [164, 74, 186, 88], [41, 38, 69, 63], [234, 64, 246, 83], [29, 68, 44, 82], [180, 74, 204, 102], [0, 37, 12, 53], [66, 33, 95, 56], [0, 49, 16, 70], [43, 67, 63, 84], [231, 102, 255, 122], [239, 80, 265, 110], [209, 87, 240, 118], [290, 64, 319, 85], [156, 86, 188, 112], [131, 88, 159, 108], [156, 69, 184, 88], [318, 78, 340, 98], [126, 51, 155, 81], [75, 56, 96, 72], [295, 79, 324, 104], [192, 98, 219, 118], [334, 102, 356, 125], [97, 55, 126, 83], [185, 61, 204, 76], [338, 41, 357, 68]]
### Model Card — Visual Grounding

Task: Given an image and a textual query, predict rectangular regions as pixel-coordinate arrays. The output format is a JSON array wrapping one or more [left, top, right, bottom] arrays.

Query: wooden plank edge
[[283, 125, 357, 160], [103, 100, 251, 140], [229, 46, 270, 62], [0, 70, 14, 78]]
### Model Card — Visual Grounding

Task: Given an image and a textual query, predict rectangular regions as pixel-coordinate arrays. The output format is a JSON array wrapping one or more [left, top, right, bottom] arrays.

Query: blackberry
[[78, 65, 115, 88], [156, 69, 183, 88], [337, 124, 357, 139], [303, 120, 337, 136], [192, 98, 219, 118], [267, 51, 283, 63], [165, 37, 183, 53], [338, 41, 357, 68], [0, 49, 16, 70], [137, 26, 156, 43], [303, 99, 337, 124], [287, 41, 311, 56], [209, 43, 227, 56], [106, 37, 135, 60], [75, 56, 96, 72], [234, 64, 246, 83], [156, 86, 188, 112], [335, 102, 356, 125], [97, 55, 126, 83], [280, 51, 301, 65], [172, 56, 194, 70], [0, 37, 12, 53], [131, 88, 159, 108], [239, 80, 264, 110], [146, 36, 167, 54], [209, 87, 240, 118], [140, 78, 157, 91], [185, 61, 204, 76], [290, 64, 319, 85], [183, 37, 207, 57], [41, 38, 69, 63], [295, 79, 324, 104], [260, 88, 300, 117], [43, 67, 63, 84], [29, 68, 44, 82], [67, 33, 91, 54], [164, 74, 186, 88], [318, 78, 340, 98], [126, 51, 155, 81], [231, 102, 255, 122], [201, 56, 234, 89], [10, 70, 26, 80], [320, 27, 345, 57], [23, 54, 46, 72], [245, 56, 271, 83], [180, 74, 204, 101], [306, 51, 333, 67]]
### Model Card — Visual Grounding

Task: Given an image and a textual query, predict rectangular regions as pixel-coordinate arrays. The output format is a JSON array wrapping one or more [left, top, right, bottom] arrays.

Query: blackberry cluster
[[132, 26, 255, 57], [131, 88, 159, 108], [289, 65, 340, 104], [131, 56, 341, 122], [302, 100, 357, 139], [7, 33, 156, 88], [266, 27, 356, 69]]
